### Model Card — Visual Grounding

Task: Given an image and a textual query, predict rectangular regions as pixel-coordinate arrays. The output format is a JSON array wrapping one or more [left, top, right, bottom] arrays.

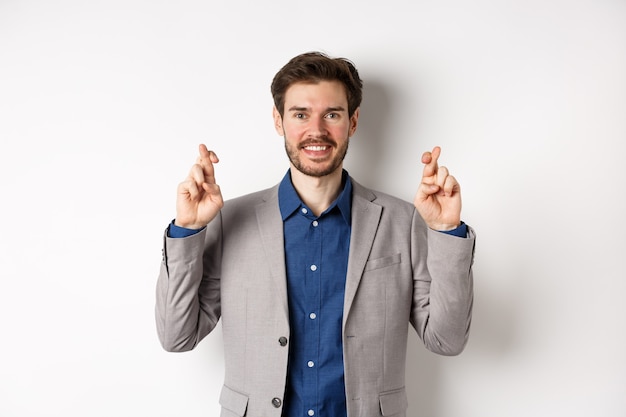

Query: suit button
[[278, 336, 288, 346], [272, 397, 282, 408]]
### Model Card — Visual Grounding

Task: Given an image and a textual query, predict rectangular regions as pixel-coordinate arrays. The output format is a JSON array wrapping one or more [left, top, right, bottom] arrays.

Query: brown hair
[[270, 51, 363, 118]]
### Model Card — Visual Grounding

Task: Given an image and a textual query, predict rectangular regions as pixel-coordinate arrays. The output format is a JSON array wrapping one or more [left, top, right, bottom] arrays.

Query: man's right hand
[[174, 144, 224, 230]]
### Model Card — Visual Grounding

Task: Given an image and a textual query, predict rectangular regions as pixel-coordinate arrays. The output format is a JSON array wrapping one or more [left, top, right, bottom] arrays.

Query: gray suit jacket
[[156, 178, 475, 417]]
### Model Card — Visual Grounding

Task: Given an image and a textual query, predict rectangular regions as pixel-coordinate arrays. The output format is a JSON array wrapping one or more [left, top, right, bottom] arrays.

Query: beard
[[284, 135, 350, 178]]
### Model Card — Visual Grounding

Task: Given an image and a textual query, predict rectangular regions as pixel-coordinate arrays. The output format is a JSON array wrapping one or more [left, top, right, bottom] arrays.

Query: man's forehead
[[284, 81, 348, 108]]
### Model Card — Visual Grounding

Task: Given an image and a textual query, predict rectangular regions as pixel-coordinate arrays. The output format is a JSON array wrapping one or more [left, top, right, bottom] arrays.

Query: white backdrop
[[1, 0, 625, 416]]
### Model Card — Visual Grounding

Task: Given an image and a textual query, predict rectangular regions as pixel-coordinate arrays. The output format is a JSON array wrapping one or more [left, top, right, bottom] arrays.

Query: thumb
[[415, 184, 439, 205], [419, 183, 440, 196]]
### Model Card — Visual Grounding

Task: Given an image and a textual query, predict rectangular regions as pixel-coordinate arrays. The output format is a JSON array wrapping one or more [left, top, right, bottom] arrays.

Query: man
[[156, 51, 475, 417]]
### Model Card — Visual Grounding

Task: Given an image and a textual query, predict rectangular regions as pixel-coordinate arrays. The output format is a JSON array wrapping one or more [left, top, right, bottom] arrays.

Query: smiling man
[[276, 80, 356, 180], [156, 51, 475, 417]]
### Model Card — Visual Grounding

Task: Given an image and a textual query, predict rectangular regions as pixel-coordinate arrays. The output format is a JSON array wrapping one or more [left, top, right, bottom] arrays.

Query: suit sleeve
[[155, 213, 223, 352], [411, 210, 475, 356]]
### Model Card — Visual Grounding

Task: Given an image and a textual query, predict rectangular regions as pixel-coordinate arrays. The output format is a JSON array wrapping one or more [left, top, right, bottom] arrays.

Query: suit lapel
[[343, 180, 382, 327], [255, 186, 290, 322], [252, 181, 382, 327]]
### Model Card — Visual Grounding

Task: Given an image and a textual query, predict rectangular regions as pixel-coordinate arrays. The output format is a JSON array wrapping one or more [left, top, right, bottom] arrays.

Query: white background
[[1, 0, 625, 416]]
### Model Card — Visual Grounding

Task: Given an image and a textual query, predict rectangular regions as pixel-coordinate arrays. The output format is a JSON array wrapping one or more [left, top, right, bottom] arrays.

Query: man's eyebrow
[[286, 106, 347, 112], [287, 106, 309, 112]]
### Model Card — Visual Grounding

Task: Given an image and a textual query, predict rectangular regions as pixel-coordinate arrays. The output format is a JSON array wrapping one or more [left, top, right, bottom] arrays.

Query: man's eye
[[326, 113, 338, 119], [295, 113, 305, 119]]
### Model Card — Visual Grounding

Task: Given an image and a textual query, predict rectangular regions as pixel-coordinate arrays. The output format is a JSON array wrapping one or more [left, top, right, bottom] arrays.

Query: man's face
[[273, 80, 359, 178]]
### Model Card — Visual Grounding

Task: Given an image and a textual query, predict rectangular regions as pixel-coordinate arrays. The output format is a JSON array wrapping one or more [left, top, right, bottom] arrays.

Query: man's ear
[[349, 107, 360, 137], [272, 106, 284, 135]]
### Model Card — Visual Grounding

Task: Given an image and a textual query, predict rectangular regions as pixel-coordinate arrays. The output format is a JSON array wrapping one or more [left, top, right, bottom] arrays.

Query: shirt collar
[[278, 169, 352, 225]]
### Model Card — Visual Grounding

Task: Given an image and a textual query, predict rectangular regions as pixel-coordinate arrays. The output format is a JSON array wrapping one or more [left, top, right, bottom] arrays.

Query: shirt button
[[278, 336, 288, 346], [308, 410, 315, 416], [309, 313, 316, 320], [310, 265, 317, 271], [272, 397, 282, 408], [312, 220, 318, 227], [301, 208, 308, 214], [307, 361, 315, 368]]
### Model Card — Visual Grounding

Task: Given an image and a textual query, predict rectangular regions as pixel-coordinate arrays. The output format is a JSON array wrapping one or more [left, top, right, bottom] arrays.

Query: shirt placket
[[303, 208, 321, 417]]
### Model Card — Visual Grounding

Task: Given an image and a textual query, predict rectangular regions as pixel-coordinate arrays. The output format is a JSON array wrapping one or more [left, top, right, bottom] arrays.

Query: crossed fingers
[[194, 144, 219, 185], [421, 146, 458, 197]]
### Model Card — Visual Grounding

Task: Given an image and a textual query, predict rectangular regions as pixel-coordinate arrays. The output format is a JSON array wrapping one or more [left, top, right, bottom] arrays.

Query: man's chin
[[293, 163, 341, 178]]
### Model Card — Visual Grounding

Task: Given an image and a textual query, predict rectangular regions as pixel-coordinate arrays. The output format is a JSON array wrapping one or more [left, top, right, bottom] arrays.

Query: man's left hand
[[413, 146, 462, 231]]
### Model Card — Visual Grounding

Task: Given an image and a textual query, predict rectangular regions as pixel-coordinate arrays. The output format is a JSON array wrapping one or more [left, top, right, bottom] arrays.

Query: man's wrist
[[168, 220, 205, 238], [435, 221, 467, 238]]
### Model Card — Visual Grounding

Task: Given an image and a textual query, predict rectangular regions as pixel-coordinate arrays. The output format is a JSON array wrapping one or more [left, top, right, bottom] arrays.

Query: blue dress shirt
[[278, 170, 352, 417]]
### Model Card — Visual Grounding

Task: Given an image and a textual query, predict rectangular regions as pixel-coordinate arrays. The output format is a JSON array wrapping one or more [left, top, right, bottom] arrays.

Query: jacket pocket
[[379, 387, 408, 416], [219, 385, 249, 416], [364, 253, 401, 272]]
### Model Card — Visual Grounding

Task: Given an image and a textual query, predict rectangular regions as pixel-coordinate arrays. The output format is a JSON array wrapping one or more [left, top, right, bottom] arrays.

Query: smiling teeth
[[305, 146, 327, 151]]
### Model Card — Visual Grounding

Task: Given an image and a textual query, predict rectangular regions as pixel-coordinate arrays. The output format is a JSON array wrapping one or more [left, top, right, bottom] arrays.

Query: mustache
[[299, 137, 337, 147]]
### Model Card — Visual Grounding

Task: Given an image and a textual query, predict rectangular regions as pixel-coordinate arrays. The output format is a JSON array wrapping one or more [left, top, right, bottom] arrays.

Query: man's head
[[271, 51, 363, 118], [271, 52, 363, 179]]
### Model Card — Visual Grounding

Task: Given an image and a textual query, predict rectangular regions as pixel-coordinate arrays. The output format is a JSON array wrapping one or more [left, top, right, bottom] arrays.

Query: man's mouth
[[300, 138, 336, 151], [303, 145, 329, 151]]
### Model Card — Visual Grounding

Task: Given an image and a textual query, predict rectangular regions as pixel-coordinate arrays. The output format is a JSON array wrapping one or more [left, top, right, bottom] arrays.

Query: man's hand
[[413, 146, 462, 231], [174, 144, 224, 230]]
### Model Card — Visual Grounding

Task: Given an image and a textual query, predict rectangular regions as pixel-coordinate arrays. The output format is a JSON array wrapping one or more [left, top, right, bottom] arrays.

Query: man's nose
[[308, 117, 328, 136]]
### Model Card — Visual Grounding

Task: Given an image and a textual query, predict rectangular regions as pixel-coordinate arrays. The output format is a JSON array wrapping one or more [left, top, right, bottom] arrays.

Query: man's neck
[[289, 166, 343, 217]]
